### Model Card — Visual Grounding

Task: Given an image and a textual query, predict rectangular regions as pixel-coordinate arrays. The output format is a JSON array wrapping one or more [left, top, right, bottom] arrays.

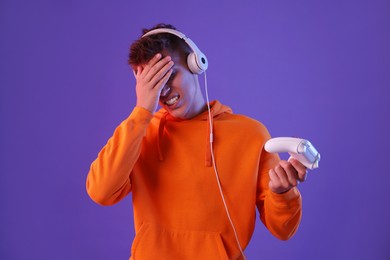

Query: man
[[86, 23, 307, 260]]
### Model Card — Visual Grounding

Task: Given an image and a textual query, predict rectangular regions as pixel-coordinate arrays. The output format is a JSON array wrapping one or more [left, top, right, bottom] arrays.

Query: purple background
[[1, 0, 389, 259]]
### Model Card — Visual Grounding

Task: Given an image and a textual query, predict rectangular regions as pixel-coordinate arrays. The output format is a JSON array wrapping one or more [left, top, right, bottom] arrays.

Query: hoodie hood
[[155, 100, 232, 166]]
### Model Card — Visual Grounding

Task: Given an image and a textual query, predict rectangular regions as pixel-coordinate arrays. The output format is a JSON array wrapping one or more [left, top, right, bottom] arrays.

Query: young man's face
[[158, 51, 206, 119]]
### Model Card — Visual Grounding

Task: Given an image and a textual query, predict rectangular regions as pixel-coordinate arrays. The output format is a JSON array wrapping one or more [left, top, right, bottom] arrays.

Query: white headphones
[[142, 28, 208, 74]]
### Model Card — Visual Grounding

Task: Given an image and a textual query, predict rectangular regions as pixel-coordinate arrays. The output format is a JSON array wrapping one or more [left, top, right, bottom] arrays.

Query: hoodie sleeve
[[86, 107, 153, 206], [256, 142, 302, 240]]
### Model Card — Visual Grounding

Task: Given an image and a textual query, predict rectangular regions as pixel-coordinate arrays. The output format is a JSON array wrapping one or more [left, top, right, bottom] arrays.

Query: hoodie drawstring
[[157, 112, 168, 161]]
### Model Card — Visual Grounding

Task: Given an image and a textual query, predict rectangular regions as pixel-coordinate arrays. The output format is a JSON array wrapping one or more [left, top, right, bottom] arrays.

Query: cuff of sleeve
[[269, 187, 301, 207], [128, 106, 154, 125]]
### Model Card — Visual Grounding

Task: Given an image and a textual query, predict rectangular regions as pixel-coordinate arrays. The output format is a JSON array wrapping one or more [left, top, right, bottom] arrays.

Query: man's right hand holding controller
[[134, 53, 174, 114]]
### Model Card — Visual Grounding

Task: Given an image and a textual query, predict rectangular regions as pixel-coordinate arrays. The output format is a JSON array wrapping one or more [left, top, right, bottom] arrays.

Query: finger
[[289, 158, 308, 182], [150, 60, 174, 88], [268, 169, 281, 191], [143, 55, 171, 82], [150, 56, 173, 80], [269, 168, 279, 183], [279, 161, 298, 187], [140, 53, 162, 78], [288, 158, 307, 173], [274, 164, 291, 189], [155, 68, 173, 94]]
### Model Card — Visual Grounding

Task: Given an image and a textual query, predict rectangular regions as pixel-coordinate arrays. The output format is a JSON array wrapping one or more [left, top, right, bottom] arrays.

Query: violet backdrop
[[1, 0, 389, 259]]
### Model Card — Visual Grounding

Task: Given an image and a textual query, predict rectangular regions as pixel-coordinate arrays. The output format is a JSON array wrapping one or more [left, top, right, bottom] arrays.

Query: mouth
[[164, 94, 180, 106]]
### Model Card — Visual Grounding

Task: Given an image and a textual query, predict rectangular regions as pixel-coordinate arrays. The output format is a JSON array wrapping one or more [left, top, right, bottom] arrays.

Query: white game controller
[[265, 137, 320, 169]]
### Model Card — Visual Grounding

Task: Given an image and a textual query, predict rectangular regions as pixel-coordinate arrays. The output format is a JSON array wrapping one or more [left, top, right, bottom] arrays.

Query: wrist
[[136, 101, 156, 114], [269, 187, 301, 203]]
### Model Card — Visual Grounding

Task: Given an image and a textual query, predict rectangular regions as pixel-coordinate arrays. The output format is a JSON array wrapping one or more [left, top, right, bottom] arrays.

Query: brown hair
[[128, 23, 191, 67]]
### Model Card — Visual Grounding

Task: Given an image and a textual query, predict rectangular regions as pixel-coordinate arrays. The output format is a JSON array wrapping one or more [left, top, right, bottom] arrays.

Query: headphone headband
[[142, 28, 208, 74]]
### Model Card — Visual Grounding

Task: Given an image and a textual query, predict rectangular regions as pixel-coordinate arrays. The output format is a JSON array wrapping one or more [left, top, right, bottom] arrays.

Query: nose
[[160, 85, 171, 98]]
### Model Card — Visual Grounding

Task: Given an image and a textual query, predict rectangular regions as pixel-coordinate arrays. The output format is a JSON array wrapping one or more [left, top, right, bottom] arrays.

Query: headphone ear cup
[[187, 52, 202, 74]]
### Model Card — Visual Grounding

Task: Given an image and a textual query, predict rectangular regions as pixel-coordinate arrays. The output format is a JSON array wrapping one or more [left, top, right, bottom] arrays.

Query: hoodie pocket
[[130, 223, 229, 260]]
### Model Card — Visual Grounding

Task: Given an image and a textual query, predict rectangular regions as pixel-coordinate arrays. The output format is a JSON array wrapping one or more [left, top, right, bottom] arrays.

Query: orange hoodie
[[86, 101, 302, 260]]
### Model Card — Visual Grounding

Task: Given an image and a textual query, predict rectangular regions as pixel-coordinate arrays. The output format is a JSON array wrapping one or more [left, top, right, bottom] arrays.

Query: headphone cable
[[203, 71, 247, 260]]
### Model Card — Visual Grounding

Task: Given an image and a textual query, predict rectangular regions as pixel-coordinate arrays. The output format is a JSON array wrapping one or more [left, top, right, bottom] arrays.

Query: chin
[[168, 106, 188, 119], [163, 101, 186, 118], [169, 110, 185, 119]]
